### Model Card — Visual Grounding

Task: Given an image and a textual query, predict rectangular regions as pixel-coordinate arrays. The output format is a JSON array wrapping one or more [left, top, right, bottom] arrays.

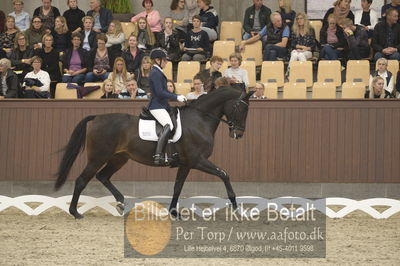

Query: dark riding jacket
[[148, 65, 177, 110]]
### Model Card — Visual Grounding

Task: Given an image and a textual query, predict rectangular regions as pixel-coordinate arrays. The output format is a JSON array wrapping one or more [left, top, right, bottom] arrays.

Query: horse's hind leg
[[169, 166, 190, 217], [96, 153, 129, 214]]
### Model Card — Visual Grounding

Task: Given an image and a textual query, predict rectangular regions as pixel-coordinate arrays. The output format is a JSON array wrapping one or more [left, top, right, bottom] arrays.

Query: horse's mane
[[181, 87, 242, 110]]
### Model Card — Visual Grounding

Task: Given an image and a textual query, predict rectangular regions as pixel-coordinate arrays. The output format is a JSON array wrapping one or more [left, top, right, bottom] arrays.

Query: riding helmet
[[150, 48, 168, 60]]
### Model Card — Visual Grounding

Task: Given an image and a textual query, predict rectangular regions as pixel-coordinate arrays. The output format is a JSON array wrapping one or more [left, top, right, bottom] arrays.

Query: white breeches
[[149, 109, 174, 130]]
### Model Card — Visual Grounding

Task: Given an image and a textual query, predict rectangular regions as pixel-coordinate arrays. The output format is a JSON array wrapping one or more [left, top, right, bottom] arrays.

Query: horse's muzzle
[[230, 129, 244, 139]]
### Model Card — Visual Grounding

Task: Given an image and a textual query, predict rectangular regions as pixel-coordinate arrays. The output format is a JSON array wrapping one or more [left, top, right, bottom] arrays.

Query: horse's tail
[[55, 115, 96, 190]]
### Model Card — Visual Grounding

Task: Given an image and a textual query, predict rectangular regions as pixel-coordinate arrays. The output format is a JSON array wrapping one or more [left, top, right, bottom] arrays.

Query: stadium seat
[[309, 20, 323, 43], [263, 82, 278, 99], [212, 41, 236, 64], [205, 61, 229, 74], [241, 40, 263, 66], [174, 82, 191, 95], [312, 82, 337, 99], [261, 61, 284, 87], [241, 60, 256, 88], [55, 83, 78, 99], [289, 61, 313, 87], [346, 60, 370, 86], [317, 60, 342, 87], [177, 61, 200, 83], [341, 82, 366, 99], [219, 21, 242, 45], [164, 61, 173, 81], [121, 22, 135, 39], [283, 82, 307, 99], [82, 83, 104, 99]]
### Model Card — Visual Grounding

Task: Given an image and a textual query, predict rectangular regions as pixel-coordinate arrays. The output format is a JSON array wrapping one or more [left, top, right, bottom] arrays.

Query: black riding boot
[[154, 125, 171, 165]]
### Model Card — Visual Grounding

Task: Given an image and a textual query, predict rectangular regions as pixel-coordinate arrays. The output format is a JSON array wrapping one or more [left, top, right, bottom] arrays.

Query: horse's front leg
[[194, 158, 237, 209], [169, 166, 191, 218]]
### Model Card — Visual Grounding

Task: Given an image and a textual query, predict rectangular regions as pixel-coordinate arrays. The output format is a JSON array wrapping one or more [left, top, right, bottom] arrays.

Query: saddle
[[139, 107, 179, 137]]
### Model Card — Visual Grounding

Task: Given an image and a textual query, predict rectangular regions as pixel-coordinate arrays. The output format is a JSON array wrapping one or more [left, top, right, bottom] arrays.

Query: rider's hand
[[177, 95, 187, 102]]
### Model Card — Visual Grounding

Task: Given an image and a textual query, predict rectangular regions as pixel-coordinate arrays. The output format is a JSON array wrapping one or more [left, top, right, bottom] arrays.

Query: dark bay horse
[[55, 88, 254, 219]]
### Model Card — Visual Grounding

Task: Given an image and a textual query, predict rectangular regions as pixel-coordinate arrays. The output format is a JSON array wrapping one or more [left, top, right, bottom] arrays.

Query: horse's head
[[224, 90, 255, 139]]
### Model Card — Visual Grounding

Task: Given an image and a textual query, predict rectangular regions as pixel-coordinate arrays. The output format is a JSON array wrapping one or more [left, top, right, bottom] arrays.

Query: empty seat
[[82, 83, 104, 99], [121, 22, 135, 39], [174, 82, 191, 95], [212, 41, 235, 64], [219, 21, 242, 45], [309, 20, 323, 43], [261, 61, 284, 87], [341, 82, 366, 99], [164, 61, 173, 81], [241, 40, 263, 66], [205, 60, 229, 74], [283, 82, 307, 99], [241, 60, 256, 88], [312, 82, 337, 99], [317, 60, 342, 86], [346, 60, 370, 86], [289, 61, 313, 87], [55, 83, 78, 99], [177, 61, 200, 83], [263, 82, 278, 99]]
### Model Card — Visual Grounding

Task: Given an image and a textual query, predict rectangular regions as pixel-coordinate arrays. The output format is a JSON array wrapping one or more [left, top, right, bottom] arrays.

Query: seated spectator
[[367, 76, 393, 98], [369, 58, 394, 95], [10, 32, 34, 84], [197, 0, 218, 41], [372, 8, 400, 61], [214, 76, 230, 89], [354, 0, 378, 38], [24, 16, 48, 50], [9, 0, 30, 31], [381, 0, 400, 24], [62, 33, 88, 85], [240, 12, 290, 61], [51, 16, 71, 54], [169, 0, 189, 40], [127, 78, 147, 99], [251, 82, 266, 99], [185, 0, 199, 27], [320, 14, 347, 60], [63, 0, 85, 33], [0, 16, 20, 57], [23, 56, 50, 98], [80, 16, 97, 52], [131, 0, 162, 38], [339, 18, 369, 59], [181, 15, 210, 61], [289, 13, 316, 62], [278, 0, 296, 28], [106, 20, 125, 60], [223, 53, 249, 90], [243, 0, 271, 40], [187, 75, 206, 99], [323, 0, 354, 27], [87, 0, 113, 33], [122, 34, 145, 75], [86, 33, 112, 82], [108, 57, 134, 94], [136, 56, 152, 96], [100, 79, 118, 98], [133, 17, 156, 53], [197, 55, 223, 92], [33, 0, 61, 30], [156, 17, 182, 62], [0, 58, 19, 98], [167, 79, 176, 93]]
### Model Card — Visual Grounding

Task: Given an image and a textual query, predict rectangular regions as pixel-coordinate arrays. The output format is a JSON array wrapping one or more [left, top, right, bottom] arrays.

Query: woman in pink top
[[131, 0, 161, 37]]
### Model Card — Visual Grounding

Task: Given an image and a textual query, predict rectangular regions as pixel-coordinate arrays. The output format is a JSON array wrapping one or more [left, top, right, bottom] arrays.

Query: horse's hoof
[[116, 202, 124, 215], [169, 209, 181, 220], [72, 212, 84, 219]]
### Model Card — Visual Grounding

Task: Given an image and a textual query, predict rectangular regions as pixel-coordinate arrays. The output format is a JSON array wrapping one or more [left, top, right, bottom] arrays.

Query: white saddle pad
[[138, 109, 182, 143]]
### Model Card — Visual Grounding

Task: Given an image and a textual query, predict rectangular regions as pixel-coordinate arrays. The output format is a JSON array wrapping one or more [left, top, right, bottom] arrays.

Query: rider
[[148, 48, 187, 165]]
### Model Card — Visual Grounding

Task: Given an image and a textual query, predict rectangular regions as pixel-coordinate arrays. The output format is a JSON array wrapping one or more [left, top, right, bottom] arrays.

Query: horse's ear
[[243, 90, 255, 101]]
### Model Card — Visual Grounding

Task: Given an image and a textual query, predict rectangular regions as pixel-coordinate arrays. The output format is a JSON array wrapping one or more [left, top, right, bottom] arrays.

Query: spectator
[[169, 0, 189, 40], [87, 0, 113, 33], [367, 76, 393, 98], [186, 75, 206, 99], [197, 55, 223, 92], [100, 79, 118, 98], [80, 16, 97, 52], [381, 0, 400, 23], [214, 76, 230, 89], [0, 16, 20, 57], [354, 0, 378, 38], [185, 0, 199, 26], [9, 0, 30, 31], [289, 12, 316, 62], [251, 82, 266, 99], [136, 56, 152, 96], [167, 79, 176, 93], [116, 77, 134, 99], [23, 56, 50, 98], [323, 0, 354, 27], [243, 0, 271, 40], [108, 57, 134, 94], [197, 0, 218, 41], [156, 17, 181, 62], [339, 18, 369, 59], [24, 16, 48, 50], [181, 15, 210, 61], [122, 34, 145, 75], [106, 20, 125, 60], [133, 17, 156, 53], [10, 32, 34, 84], [131, 0, 162, 37], [0, 58, 19, 98], [240, 12, 290, 61], [62, 32, 88, 85], [278, 0, 296, 28], [128, 78, 148, 99], [372, 8, 400, 61], [86, 33, 112, 82], [319, 14, 347, 60], [63, 0, 85, 34], [223, 52, 249, 89], [33, 0, 61, 30], [51, 16, 71, 53], [369, 58, 394, 95]]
